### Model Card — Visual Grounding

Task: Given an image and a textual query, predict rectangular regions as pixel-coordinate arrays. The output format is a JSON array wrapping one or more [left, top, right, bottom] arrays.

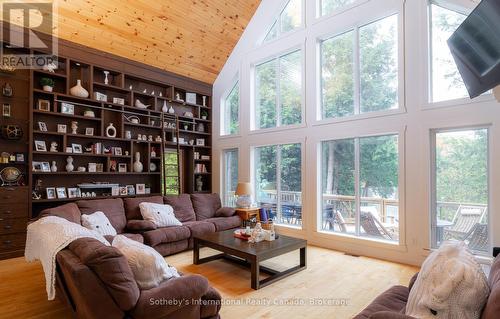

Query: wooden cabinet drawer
[[0, 204, 28, 219], [0, 187, 28, 203], [0, 218, 27, 235], [0, 233, 26, 252]]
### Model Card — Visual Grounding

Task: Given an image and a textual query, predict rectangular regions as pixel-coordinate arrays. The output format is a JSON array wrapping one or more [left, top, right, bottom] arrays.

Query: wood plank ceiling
[[5, 0, 261, 84]]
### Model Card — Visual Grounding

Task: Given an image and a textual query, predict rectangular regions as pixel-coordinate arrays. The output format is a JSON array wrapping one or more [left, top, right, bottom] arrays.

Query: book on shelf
[[194, 163, 208, 173]]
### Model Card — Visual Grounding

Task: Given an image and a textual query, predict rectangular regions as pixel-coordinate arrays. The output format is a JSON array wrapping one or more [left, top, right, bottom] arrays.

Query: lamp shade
[[235, 182, 252, 196]]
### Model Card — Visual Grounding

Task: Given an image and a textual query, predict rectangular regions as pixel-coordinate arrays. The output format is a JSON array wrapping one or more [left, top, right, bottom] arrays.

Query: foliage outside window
[[321, 14, 398, 119], [263, 0, 303, 43], [320, 0, 357, 17], [255, 143, 302, 227], [432, 128, 489, 253], [163, 151, 179, 195], [320, 134, 399, 242], [222, 81, 239, 135], [223, 149, 239, 206], [255, 50, 302, 129]]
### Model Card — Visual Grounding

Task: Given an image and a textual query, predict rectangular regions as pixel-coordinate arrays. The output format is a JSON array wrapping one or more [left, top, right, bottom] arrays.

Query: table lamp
[[235, 182, 252, 208]]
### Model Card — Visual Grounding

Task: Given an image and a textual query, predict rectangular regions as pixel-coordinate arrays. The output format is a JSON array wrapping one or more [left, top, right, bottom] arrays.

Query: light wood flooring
[[0, 246, 418, 319]]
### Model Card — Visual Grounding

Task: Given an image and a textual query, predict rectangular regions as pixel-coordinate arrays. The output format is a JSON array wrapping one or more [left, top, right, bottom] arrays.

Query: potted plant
[[201, 110, 208, 120], [40, 77, 55, 92]]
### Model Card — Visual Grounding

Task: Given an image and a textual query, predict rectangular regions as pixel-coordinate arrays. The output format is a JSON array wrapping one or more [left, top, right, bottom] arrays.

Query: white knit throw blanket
[[406, 241, 489, 319], [25, 216, 110, 300]]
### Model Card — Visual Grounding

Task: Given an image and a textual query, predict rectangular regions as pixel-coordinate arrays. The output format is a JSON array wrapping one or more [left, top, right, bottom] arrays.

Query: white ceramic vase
[[70, 80, 89, 98], [65, 156, 74, 172], [133, 152, 143, 173], [51, 161, 57, 172]]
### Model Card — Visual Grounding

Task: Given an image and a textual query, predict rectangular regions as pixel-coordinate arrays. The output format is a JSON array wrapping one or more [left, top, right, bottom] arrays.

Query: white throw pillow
[[81, 211, 117, 236], [112, 235, 179, 289], [139, 202, 181, 227], [406, 241, 489, 319]]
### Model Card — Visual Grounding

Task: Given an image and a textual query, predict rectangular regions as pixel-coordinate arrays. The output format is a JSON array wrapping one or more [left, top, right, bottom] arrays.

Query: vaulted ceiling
[[6, 0, 261, 84]]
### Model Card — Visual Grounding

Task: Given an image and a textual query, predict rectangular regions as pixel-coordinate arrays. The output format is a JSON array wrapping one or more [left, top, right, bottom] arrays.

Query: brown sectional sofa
[[39, 193, 240, 319]]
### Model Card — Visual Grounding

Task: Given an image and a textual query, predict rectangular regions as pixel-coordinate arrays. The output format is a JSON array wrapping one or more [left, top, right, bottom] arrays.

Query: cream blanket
[[25, 216, 110, 300]]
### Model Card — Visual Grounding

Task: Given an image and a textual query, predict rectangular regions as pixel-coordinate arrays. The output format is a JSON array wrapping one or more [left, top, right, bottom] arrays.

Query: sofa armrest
[[131, 274, 209, 318], [126, 220, 157, 232], [370, 311, 418, 319]]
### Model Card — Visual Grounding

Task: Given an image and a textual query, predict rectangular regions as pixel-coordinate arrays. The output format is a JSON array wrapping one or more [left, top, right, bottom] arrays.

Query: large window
[[320, 0, 357, 17], [222, 149, 239, 206], [255, 50, 302, 129], [320, 14, 398, 119], [320, 134, 399, 242], [221, 81, 239, 135], [255, 143, 302, 227], [432, 128, 489, 253], [263, 0, 303, 43], [429, 3, 468, 103], [163, 150, 180, 195]]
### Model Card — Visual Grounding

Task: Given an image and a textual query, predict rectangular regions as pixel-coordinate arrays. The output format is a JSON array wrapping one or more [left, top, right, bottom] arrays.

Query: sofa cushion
[[123, 196, 164, 220], [127, 220, 157, 232], [39, 203, 81, 224], [205, 216, 241, 231], [81, 211, 117, 236], [355, 285, 409, 319], [183, 221, 216, 238], [68, 237, 140, 312], [77, 199, 127, 234], [142, 226, 191, 247], [482, 256, 500, 319], [190, 193, 222, 221], [215, 207, 236, 217], [163, 194, 196, 222]]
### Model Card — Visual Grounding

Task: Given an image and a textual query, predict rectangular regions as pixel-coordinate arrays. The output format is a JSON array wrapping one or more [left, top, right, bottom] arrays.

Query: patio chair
[[360, 211, 393, 240], [323, 206, 347, 232], [444, 205, 487, 241], [463, 223, 488, 252]]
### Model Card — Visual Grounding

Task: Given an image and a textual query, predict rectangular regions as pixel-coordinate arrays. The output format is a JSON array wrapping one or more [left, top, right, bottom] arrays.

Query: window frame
[[316, 0, 370, 20], [220, 77, 240, 137], [429, 125, 491, 256], [221, 148, 239, 207], [261, 0, 306, 46]]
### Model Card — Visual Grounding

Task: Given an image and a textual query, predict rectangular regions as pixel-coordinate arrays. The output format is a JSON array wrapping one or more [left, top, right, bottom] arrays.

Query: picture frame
[[113, 147, 122, 156], [56, 187, 67, 199], [2, 103, 11, 117], [196, 138, 205, 146], [136, 183, 146, 195], [111, 186, 120, 196], [46, 187, 56, 199], [109, 160, 117, 172], [15, 153, 25, 162], [61, 102, 74, 115], [38, 122, 48, 132], [112, 97, 125, 105], [118, 163, 127, 173], [41, 162, 51, 172], [38, 100, 50, 112], [186, 92, 197, 105], [85, 127, 94, 136], [119, 186, 128, 196], [32, 161, 43, 172], [126, 185, 135, 195], [96, 163, 104, 173], [72, 143, 82, 154], [65, 147, 73, 153], [67, 188, 80, 199], [88, 163, 97, 173], [34, 140, 47, 152], [57, 124, 67, 133]]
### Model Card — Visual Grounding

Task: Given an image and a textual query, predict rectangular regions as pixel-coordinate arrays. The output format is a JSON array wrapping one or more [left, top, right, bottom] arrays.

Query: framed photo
[[2, 103, 11, 117], [111, 186, 119, 196], [38, 99, 50, 112], [72, 143, 82, 154], [196, 138, 205, 146], [67, 188, 80, 199], [32, 161, 43, 172], [136, 183, 146, 195], [88, 163, 97, 173], [65, 147, 73, 153], [109, 160, 117, 172], [34, 140, 47, 152], [38, 122, 48, 132], [15, 153, 25, 162], [46, 187, 56, 199], [119, 186, 128, 196], [41, 162, 51, 172], [126, 185, 135, 195], [56, 187, 67, 199], [186, 92, 197, 105], [96, 163, 104, 173], [57, 124, 67, 133], [118, 163, 127, 172], [113, 147, 122, 156], [85, 127, 94, 136], [112, 97, 125, 105], [61, 102, 74, 115]]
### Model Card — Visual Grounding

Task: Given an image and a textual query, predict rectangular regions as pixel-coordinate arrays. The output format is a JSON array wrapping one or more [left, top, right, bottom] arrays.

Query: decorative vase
[[65, 156, 74, 172], [125, 130, 132, 139], [133, 152, 143, 173], [71, 121, 78, 134], [103, 71, 110, 85], [50, 161, 57, 172], [196, 176, 203, 192], [43, 85, 53, 92], [168, 105, 175, 114], [202, 96, 207, 107], [70, 80, 89, 98], [201, 115, 207, 120], [106, 123, 117, 138], [149, 162, 157, 172], [162, 101, 168, 113]]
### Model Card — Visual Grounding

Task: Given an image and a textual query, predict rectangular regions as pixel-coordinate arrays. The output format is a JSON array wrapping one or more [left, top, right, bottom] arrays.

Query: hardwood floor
[[0, 246, 418, 319]]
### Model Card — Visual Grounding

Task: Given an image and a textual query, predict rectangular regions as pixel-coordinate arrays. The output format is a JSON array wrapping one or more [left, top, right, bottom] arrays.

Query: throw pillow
[[112, 235, 179, 289], [406, 241, 489, 319], [215, 207, 236, 217], [139, 202, 182, 227], [81, 211, 117, 236]]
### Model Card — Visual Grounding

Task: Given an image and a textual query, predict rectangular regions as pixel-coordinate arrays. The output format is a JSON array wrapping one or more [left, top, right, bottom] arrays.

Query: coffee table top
[[194, 229, 307, 259]]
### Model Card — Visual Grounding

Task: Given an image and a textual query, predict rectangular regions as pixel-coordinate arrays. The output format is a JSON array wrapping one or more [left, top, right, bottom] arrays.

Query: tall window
[[320, 14, 398, 119], [223, 149, 239, 206], [320, 134, 399, 242], [255, 143, 302, 227], [429, 3, 468, 102], [264, 0, 303, 43], [255, 50, 302, 129], [163, 150, 180, 195], [320, 0, 357, 17], [432, 128, 489, 253], [222, 81, 239, 135]]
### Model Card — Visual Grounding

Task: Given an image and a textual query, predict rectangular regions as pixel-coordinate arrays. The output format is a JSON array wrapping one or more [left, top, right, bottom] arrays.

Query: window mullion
[[276, 56, 281, 128], [354, 27, 361, 115], [354, 138, 361, 236], [276, 145, 282, 223]]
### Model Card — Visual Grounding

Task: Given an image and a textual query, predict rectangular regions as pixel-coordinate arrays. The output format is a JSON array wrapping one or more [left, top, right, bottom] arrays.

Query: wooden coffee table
[[193, 230, 307, 289]]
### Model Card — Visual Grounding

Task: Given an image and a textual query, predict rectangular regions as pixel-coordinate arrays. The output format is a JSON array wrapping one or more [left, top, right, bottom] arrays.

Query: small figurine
[[2, 82, 13, 97], [42, 62, 57, 73], [155, 136, 162, 142], [151, 147, 156, 158], [196, 175, 203, 192], [32, 179, 43, 200], [49, 141, 58, 152], [148, 135, 153, 142], [249, 223, 265, 243], [135, 99, 150, 109], [71, 121, 78, 134], [50, 161, 57, 172]]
